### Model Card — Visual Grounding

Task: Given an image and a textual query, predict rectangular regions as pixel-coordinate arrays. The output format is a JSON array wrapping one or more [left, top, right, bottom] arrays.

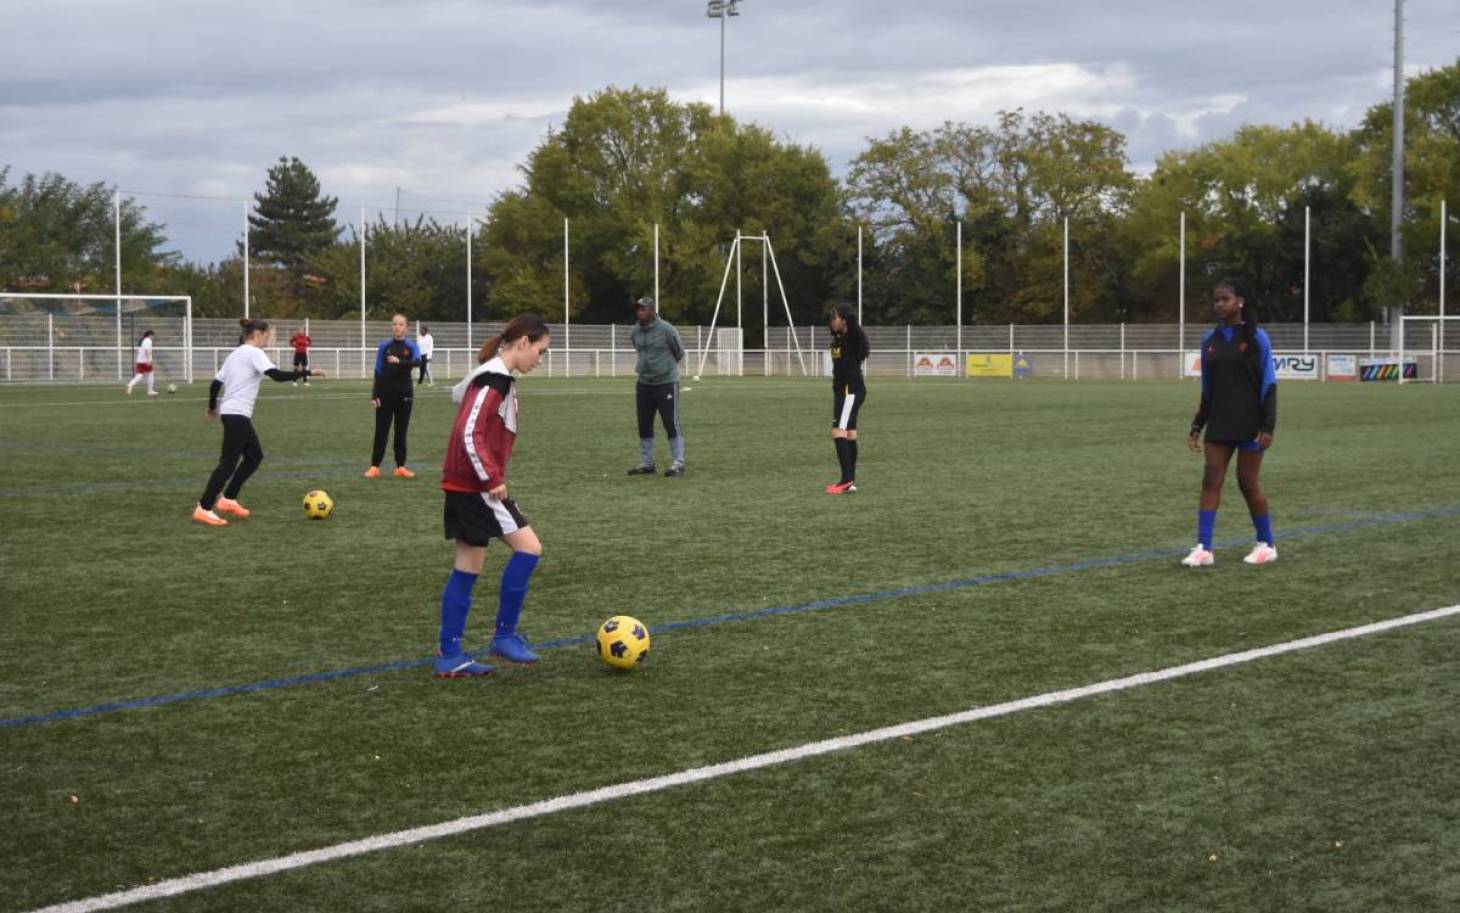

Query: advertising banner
[[913, 353, 960, 377], [965, 353, 1013, 378], [1326, 353, 1357, 381]]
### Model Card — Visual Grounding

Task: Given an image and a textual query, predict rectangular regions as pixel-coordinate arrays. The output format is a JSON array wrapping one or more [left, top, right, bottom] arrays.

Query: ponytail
[[478, 313, 550, 363], [136, 329, 155, 345], [239, 317, 271, 343]]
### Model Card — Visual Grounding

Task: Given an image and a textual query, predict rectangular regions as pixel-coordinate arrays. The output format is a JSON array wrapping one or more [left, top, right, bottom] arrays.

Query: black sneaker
[[664, 462, 685, 477], [626, 464, 657, 476]]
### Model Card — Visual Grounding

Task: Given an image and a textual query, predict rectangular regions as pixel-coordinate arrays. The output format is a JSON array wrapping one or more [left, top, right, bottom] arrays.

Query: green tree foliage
[[1124, 121, 1375, 321], [248, 157, 341, 278], [480, 86, 849, 333], [847, 112, 1133, 324], [1349, 59, 1460, 312], [303, 215, 472, 321], [0, 167, 175, 292]]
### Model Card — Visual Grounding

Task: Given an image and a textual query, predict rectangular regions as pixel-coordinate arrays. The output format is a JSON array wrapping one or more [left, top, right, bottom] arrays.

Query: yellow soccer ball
[[303, 489, 334, 520], [596, 615, 650, 670]]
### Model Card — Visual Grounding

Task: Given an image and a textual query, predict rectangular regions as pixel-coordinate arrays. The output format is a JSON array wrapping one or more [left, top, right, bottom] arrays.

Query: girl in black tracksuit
[[367, 313, 421, 478]]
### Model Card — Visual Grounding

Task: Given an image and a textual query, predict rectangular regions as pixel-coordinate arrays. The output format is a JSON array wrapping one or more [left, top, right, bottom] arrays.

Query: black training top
[[1191, 324, 1277, 441], [372, 337, 421, 399], [830, 330, 868, 391]]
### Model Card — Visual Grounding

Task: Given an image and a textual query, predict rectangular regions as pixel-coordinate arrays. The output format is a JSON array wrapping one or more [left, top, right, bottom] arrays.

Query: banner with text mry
[[1186, 351, 1320, 380], [966, 353, 1013, 378], [913, 353, 960, 377]]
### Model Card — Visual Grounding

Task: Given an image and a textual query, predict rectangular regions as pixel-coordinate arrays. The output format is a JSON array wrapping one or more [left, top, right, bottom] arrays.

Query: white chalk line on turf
[[27, 602, 1460, 913]]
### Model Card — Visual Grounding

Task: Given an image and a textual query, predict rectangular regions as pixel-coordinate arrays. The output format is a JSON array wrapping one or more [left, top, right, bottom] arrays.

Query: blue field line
[[4, 505, 1459, 731]]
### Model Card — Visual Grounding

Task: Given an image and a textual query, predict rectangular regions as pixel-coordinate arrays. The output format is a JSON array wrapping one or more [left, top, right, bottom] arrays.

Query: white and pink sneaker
[[1180, 545, 1214, 567], [1243, 542, 1278, 565]]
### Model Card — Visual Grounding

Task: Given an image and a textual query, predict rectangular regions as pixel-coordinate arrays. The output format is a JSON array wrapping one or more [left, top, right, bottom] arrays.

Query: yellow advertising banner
[[966, 353, 1013, 378]]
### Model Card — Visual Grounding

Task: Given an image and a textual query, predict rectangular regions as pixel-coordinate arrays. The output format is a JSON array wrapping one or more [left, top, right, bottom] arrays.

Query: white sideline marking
[[29, 603, 1460, 913]]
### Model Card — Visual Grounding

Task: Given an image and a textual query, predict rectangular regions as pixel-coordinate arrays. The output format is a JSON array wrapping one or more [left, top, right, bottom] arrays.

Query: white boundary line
[[28, 603, 1460, 913]]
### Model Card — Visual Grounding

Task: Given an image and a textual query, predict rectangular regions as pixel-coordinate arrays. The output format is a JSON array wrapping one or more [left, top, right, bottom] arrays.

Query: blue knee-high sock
[[495, 552, 541, 637], [639, 438, 655, 466], [439, 569, 478, 657], [1198, 510, 1217, 550], [1253, 513, 1274, 546]]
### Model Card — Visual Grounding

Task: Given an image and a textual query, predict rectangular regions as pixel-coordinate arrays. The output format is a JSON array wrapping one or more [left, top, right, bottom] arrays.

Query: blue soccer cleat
[[433, 653, 495, 678], [489, 633, 541, 664]]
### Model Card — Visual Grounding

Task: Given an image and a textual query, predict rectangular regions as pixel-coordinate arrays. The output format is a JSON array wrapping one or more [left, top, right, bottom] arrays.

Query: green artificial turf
[[2, 376, 1458, 912]]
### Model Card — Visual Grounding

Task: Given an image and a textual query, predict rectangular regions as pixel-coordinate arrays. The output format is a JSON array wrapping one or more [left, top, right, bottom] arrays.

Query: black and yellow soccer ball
[[596, 615, 650, 670], [303, 489, 334, 520]]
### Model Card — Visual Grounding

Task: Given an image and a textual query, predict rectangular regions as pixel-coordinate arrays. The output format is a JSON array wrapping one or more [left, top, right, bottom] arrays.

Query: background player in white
[[192, 318, 324, 526], [417, 324, 435, 386], [125, 330, 158, 397]]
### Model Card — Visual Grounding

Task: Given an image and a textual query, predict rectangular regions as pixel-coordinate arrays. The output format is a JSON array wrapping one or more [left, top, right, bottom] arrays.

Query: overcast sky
[[3, 0, 1455, 264]]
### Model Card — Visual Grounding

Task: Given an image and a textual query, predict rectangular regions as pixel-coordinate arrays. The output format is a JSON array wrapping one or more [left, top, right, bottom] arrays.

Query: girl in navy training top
[[1182, 280, 1278, 567], [433, 314, 551, 677], [365, 313, 421, 479]]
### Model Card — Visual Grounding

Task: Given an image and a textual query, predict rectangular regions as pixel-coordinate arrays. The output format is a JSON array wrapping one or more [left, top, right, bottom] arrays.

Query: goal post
[[1398, 314, 1459, 384], [694, 232, 809, 379], [0, 293, 193, 384]]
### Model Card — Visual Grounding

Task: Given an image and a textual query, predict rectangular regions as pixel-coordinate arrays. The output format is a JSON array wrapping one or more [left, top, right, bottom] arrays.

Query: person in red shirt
[[288, 329, 312, 387], [434, 313, 551, 677]]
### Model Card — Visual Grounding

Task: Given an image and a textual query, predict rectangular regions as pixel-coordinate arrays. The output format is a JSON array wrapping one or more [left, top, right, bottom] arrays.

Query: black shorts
[[832, 384, 866, 431], [443, 490, 530, 546], [293, 352, 309, 369]]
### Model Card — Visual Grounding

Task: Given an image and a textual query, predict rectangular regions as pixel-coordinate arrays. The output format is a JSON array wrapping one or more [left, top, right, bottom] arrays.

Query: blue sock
[[1198, 510, 1217, 550], [639, 438, 655, 466], [495, 552, 541, 637], [439, 569, 478, 657], [1253, 513, 1274, 546], [670, 434, 685, 463]]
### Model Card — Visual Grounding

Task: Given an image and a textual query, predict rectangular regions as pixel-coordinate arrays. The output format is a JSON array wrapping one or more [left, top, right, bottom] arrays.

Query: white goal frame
[[695, 232, 810, 379], [1398, 314, 1458, 384], [0, 292, 194, 383]]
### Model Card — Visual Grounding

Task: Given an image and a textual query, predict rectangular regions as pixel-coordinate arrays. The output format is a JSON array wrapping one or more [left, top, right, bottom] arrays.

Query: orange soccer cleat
[[214, 497, 251, 518], [363, 466, 381, 479], [191, 505, 229, 527], [393, 466, 416, 479]]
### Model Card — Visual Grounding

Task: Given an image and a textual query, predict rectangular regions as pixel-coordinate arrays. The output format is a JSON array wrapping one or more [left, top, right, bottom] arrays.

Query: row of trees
[[2, 62, 1456, 330]]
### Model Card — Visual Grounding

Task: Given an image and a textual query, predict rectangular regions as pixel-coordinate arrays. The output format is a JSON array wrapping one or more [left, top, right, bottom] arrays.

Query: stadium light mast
[[706, 0, 742, 115], [1390, 0, 1406, 328]]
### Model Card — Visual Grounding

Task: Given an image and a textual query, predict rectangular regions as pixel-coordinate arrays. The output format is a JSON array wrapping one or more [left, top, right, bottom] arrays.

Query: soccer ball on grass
[[166, 383, 178, 394], [596, 615, 650, 669], [303, 489, 334, 520]]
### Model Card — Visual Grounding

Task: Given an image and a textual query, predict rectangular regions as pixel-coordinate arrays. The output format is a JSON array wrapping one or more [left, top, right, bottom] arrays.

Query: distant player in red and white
[[434, 313, 551, 677], [125, 330, 158, 397], [288, 328, 312, 387]]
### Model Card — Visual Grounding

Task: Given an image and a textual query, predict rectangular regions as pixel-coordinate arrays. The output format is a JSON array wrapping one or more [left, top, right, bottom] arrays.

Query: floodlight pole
[[1390, 0, 1406, 330], [114, 190, 122, 379], [564, 217, 570, 377], [857, 224, 863, 324], [1063, 216, 1070, 380], [955, 219, 962, 365], [243, 202, 251, 319], [706, 0, 742, 115]]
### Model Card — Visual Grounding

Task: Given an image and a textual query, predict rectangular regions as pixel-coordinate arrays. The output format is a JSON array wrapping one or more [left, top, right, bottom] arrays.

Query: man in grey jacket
[[627, 296, 687, 477]]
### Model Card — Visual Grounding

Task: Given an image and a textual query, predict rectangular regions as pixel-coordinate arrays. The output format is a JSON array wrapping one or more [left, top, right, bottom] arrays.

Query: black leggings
[[201, 415, 264, 509], [372, 392, 414, 467], [417, 356, 431, 384]]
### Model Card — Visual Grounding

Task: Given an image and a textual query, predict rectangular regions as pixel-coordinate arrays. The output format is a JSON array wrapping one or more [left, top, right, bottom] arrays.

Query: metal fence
[[1, 314, 1454, 384]]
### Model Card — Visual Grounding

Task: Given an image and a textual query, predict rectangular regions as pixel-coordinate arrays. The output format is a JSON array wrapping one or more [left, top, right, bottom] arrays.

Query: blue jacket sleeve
[[1256, 330, 1277, 433], [373, 340, 389, 376]]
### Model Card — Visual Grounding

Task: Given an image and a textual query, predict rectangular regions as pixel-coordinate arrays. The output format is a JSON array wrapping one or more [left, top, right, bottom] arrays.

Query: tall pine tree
[[248, 157, 340, 274]]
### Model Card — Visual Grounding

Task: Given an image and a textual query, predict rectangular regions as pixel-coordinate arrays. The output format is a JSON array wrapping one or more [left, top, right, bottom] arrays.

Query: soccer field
[[3, 376, 1460, 912]]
